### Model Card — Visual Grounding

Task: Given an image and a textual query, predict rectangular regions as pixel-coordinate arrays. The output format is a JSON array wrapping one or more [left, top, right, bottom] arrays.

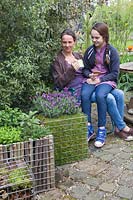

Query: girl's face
[[61, 34, 75, 53], [91, 29, 106, 49]]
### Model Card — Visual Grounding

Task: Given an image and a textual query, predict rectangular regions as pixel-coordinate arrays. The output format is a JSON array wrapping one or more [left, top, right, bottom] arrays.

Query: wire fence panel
[[44, 113, 89, 166], [0, 135, 55, 200]]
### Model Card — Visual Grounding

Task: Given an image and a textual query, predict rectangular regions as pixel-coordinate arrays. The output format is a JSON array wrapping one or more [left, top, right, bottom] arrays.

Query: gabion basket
[[0, 135, 55, 200]]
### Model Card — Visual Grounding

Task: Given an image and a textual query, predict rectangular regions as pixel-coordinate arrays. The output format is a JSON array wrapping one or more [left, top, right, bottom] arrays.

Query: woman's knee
[[111, 89, 124, 100], [106, 93, 116, 104]]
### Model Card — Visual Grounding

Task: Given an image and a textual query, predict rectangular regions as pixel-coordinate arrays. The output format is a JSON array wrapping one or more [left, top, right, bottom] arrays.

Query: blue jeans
[[107, 89, 126, 130], [81, 83, 113, 127], [81, 84, 126, 130]]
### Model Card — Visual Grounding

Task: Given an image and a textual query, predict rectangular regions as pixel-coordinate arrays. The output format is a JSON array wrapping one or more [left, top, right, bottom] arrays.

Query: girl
[[81, 22, 133, 148]]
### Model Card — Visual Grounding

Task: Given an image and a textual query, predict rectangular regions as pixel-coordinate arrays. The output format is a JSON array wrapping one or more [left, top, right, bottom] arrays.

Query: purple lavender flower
[[32, 90, 80, 118]]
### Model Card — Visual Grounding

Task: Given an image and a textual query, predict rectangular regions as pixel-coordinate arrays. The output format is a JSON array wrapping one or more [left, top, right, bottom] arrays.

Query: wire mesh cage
[[0, 158, 34, 200], [0, 135, 55, 199], [44, 113, 89, 166]]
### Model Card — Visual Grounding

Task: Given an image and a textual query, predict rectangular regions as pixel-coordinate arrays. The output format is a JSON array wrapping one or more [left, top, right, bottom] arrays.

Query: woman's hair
[[91, 22, 110, 65], [61, 29, 76, 42]]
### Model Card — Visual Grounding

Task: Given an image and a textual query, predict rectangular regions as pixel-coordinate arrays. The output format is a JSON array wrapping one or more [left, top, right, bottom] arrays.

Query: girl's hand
[[89, 73, 97, 80], [86, 78, 100, 84]]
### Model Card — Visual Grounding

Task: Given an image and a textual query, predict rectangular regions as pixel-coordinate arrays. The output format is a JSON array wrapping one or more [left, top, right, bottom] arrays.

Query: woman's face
[[91, 29, 106, 49], [61, 34, 75, 53]]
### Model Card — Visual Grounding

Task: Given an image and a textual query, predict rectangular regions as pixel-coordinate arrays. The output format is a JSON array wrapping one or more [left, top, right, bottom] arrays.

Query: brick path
[[38, 133, 133, 200]]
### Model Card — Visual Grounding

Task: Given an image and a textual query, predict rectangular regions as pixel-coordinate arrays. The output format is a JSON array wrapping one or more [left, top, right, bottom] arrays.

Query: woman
[[81, 22, 133, 148], [52, 28, 133, 146]]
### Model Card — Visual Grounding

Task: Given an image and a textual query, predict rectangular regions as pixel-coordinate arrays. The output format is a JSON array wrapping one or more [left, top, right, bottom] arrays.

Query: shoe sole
[[115, 133, 133, 141], [94, 141, 105, 148], [125, 136, 133, 141], [88, 133, 96, 142]]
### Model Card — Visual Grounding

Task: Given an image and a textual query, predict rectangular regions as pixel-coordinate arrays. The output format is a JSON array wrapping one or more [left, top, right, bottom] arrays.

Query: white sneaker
[[94, 141, 105, 148]]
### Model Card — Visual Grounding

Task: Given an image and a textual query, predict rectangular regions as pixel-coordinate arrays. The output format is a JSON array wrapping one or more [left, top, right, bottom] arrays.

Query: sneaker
[[94, 128, 106, 148], [87, 124, 95, 142]]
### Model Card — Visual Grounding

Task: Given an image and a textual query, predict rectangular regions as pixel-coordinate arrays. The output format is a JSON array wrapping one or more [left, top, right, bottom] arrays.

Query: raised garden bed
[[38, 113, 89, 166], [0, 135, 55, 199]]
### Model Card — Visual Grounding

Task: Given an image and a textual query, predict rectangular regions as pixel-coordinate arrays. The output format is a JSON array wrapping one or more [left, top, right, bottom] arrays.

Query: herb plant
[[8, 168, 32, 190], [0, 126, 22, 144], [32, 89, 81, 118], [0, 106, 52, 144]]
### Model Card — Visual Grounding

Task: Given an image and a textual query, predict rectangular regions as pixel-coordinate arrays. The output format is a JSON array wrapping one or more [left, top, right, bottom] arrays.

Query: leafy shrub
[[0, 106, 40, 127], [0, 0, 68, 109], [20, 124, 52, 141], [32, 89, 81, 118], [0, 126, 22, 144], [0, 106, 52, 144], [0, 106, 24, 127]]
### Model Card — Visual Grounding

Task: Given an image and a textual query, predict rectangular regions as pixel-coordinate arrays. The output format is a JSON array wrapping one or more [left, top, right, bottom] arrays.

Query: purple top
[[66, 62, 86, 97], [92, 45, 116, 88]]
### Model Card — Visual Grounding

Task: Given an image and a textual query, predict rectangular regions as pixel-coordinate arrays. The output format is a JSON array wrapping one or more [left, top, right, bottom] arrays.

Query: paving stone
[[84, 176, 102, 187], [119, 170, 133, 187], [99, 154, 115, 162], [111, 157, 127, 166], [99, 182, 115, 193], [125, 160, 133, 170], [97, 165, 123, 182], [86, 191, 105, 200], [69, 170, 88, 182], [117, 151, 132, 160], [82, 161, 110, 176], [104, 197, 121, 200], [123, 146, 133, 153], [67, 183, 90, 199], [116, 185, 133, 199], [75, 157, 99, 171]]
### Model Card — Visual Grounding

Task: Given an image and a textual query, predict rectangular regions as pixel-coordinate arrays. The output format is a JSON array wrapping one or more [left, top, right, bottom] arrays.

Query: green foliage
[[21, 124, 51, 141], [0, 106, 39, 127], [0, 0, 132, 108], [0, 126, 22, 144], [79, 1, 133, 53], [0, 0, 67, 109], [0, 106, 52, 144], [8, 168, 32, 190], [118, 54, 133, 91], [118, 72, 133, 92]]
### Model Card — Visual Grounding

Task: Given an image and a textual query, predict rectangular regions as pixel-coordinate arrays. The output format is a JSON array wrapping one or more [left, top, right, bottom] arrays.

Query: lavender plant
[[32, 89, 81, 118]]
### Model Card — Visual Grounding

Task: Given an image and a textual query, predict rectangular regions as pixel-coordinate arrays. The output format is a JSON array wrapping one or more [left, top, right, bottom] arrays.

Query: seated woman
[[51, 28, 133, 143]]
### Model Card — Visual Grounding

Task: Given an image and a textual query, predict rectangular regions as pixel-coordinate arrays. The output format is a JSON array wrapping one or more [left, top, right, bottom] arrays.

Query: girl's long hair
[[91, 22, 110, 65]]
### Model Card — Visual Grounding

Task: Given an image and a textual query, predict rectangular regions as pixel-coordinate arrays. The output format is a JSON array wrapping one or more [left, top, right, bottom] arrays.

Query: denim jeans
[[81, 83, 113, 127], [107, 89, 126, 130], [81, 85, 126, 130]]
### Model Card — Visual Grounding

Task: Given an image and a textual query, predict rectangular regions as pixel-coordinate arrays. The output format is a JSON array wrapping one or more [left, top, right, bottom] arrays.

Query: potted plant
[[32, 89, 88, 166]]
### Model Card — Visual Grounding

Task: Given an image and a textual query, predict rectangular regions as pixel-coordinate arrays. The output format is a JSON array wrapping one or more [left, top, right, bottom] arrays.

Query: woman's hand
[[71, 59, 81, 71]]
